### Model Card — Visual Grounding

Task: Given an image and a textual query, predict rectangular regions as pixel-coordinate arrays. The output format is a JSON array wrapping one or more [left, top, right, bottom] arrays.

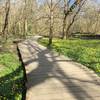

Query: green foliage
[[39, 38, 100, 75], [0, 52, 24, 100]]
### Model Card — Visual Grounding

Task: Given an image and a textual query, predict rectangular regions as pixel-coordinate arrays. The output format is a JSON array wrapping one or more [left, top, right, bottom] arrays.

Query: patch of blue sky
[[96, 0, 100, 4], [37, 0, 100, 5], [37, 0, 45, 5]]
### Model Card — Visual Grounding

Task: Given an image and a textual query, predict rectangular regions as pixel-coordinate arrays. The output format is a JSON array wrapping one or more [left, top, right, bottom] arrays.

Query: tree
[[48, 0, 54, 46], [0, 0, 100, 42], [46, 0, 61, 46], [2, 0, 10, 40], [65, 0, 86, 38], [61, 0, 84, 39]]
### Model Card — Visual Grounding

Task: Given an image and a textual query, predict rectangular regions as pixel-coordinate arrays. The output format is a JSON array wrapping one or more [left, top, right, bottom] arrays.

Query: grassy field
[[0, 48, 24, 99], [39, 38, 100, 75]]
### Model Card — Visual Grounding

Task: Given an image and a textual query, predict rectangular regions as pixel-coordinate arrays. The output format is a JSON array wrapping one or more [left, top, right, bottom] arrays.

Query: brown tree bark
[[2, 0, 10, 40], [62, 0, 69, 39], [65, 0, 86, 39], [62, 0, 83, 39], [48, 0, 54, 46], [23, 19, 28, 37]]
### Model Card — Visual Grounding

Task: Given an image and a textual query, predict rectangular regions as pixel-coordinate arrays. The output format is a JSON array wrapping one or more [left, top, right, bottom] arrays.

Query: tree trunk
[[62, 15, 67, 39], [23, 19, 27, 37], [2, 0, 10, 40], [18, 22, 21, 34], [0, 15, 3, 33], [48, 22, 53, 46], [61, 0, 70, 39], [48, 0, 53, 46], [65, 0, 86, 39]]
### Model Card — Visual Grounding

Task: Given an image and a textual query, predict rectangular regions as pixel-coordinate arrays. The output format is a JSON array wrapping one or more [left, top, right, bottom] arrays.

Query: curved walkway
[[18, 38, 100, 100]]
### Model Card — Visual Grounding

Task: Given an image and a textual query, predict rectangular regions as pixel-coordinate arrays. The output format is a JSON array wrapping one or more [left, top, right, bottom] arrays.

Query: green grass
[[0, 52, 24, 100], [39, 38, 100, 75]]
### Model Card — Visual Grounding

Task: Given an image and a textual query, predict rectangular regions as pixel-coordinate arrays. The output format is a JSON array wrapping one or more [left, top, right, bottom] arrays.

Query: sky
[[0, 0, 100, 6], [37, 0, 100, 5], [97, 0, 100, 4]]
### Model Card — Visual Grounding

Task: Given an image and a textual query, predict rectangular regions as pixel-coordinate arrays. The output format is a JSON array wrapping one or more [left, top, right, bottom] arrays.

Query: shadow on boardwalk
[[23, 40, 100, 100]]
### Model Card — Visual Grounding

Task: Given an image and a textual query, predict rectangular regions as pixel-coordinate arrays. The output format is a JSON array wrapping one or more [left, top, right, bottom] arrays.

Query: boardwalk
[[18, 38, 100, 100]]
